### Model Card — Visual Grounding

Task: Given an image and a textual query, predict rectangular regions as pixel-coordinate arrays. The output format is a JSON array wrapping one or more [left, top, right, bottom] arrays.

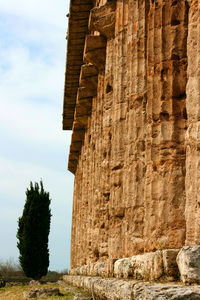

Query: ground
[[0, 282, 92, 300]]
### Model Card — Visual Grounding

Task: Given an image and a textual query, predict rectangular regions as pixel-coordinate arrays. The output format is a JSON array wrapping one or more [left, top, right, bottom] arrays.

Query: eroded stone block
[[177, 246, 200, 284], [114, 258, 133, 279], [162, 249, 180, 280]]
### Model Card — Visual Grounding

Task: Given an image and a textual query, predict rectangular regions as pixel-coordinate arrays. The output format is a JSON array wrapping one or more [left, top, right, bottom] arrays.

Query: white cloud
[[0, 45, 64, 100], [0, 28, 67, 146], [0, 65, 64, 146]]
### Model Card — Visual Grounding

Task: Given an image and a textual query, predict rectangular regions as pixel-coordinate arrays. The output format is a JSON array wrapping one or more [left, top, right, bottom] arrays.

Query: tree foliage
[[17, 181, 51, 280]]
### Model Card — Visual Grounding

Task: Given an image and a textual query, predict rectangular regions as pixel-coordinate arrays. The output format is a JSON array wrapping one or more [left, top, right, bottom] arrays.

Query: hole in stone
[[106, 83, 113, 94], [161, 69, 165, 80], [171, 54, 180, 60], [171, 19, 180, 26], [171, 0, 178, 6], [183, 108, 188, 120], [88, 134, 91, 143], [103, 151, 107, 158], [103, 192, 110, 201], [114, 182, 121, 187], [100, 223, 105, 229], [141, 140, 145, 152], [112, 164, 123, 171], [153, 165, 157, 172], [161, 68, 169, 81], [93, 248, 99, 259], [160, 112, 170, 121], [161, 95, 165, 101], [173, 92, 186, 100]]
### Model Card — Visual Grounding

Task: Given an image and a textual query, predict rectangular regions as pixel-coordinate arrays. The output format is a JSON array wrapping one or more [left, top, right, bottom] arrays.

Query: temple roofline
[[63, 0, 117, 173], [62, 0, 93, 130]]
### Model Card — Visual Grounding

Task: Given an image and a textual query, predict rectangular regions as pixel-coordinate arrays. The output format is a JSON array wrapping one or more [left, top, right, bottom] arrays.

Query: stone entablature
[[63, 0, 200, 270], [63, 0, 93, 130]]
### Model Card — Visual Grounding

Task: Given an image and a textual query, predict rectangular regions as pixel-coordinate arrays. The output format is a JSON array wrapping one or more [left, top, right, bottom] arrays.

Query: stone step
[[69, 246, 200, 284], [63, 275, 200, 300]]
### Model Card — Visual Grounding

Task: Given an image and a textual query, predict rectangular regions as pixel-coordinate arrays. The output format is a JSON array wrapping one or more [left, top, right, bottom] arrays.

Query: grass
[[0, 283, 91, 300], [0, 259, 92, 299]]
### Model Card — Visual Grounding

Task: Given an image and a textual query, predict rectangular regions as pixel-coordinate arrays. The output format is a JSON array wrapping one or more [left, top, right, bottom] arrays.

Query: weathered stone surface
[[74, 296, 91, 300], [63, 275, 200, 300], [29, 280, 40, 286], [185, 0, 200, 247], [83, 34, 106, 71], [63, 0, 200, 276], [69, 249, 180, 281], [134, 283, 200, 300], [68, 0, 190, 269], [24, 290, 37, 298], [114, 258, 133, 279], [62, 0, 93, 130], [89, 1, 116, 38], [132, 251, 163, 281], [23, 287, 60, 298], [79, 64, 98, 91], [107, 250, 178, 280], [78, 265, 88, 276], [162, 249, 180, 280], [89, 262, 106, 277], [177, 246, 200, 284]]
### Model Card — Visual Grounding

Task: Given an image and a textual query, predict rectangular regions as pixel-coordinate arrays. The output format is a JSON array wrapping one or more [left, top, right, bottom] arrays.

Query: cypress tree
[[17, 180, 51, 280]]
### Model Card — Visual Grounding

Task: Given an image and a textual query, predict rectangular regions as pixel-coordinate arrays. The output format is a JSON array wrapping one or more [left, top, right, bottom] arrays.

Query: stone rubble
[[73, 295, 91, 300], [23, 287, 60, 298], [29, 280, 40, 286]]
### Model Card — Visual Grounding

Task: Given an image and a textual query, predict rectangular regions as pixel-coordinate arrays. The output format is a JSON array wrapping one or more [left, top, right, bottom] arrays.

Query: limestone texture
[[162, 249, 180, 280], [185, 0, 200, 247], [73, 297, 91, 300], [23, 287, 60, 298], [177, 246, 200, 284], [62, 0, 200, 271], [69, 249, 180, 281], [63, 275, 200, 300], [29, 280, 40, 286]]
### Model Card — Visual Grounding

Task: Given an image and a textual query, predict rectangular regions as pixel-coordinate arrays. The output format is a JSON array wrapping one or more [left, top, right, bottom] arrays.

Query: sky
[[0, 0, 74, 271]]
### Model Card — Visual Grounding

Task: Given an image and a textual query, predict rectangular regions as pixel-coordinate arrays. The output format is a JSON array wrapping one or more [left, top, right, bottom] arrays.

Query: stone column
[[144, 0, 188, 251], [185, 0, 200, 245]]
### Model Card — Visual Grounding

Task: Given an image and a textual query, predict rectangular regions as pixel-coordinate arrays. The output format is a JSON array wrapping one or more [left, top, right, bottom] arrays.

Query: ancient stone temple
[[62, 0, 200, 284]]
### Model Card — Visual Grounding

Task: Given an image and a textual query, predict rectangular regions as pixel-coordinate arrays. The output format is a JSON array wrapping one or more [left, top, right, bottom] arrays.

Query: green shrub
[[17, 181, 51, 280]]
